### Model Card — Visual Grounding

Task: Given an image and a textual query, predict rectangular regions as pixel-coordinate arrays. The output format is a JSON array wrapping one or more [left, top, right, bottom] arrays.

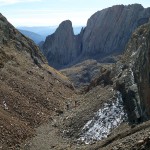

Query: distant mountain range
[[17, 26, 57, 37], [18, 29, 45, 44], [17, 26, 83, 44]]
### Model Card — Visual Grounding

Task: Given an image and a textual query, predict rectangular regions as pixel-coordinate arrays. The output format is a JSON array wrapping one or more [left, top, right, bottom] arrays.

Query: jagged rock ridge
[[42, 4, 150, 69]]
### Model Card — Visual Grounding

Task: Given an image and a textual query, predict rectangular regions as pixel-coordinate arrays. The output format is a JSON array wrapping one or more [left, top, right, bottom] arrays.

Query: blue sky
[[0, 0, 150, 27]]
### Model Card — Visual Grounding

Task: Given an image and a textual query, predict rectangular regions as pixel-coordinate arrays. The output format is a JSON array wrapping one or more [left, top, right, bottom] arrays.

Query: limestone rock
[[42, 4, 150, 69], [114, 22, 150, 123], [42, 20, 82, 69], [81, 4, 150, 57]]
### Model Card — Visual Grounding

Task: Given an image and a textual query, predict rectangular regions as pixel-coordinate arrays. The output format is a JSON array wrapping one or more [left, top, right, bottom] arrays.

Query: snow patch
[[3, 101, 8, 110], [78, 91, 127, 144], [129, 68, 135, 85]]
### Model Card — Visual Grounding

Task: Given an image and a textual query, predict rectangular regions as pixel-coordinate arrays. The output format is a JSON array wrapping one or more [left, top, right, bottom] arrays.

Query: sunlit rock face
[[41, 4, 150, 69], [78, 91, 127, 144], [81, 4, 150, 57]]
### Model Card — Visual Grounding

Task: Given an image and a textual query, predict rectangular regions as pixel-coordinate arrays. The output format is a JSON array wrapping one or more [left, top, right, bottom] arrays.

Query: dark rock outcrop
[[113, 23, 150, 123], [84, 22, 150, 150], [42, 4, 150, 69], [71, 22, 150, 125], [42, 20, 82, 69]]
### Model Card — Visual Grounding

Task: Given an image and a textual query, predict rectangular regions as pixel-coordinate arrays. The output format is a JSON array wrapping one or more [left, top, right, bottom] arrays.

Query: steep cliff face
[[111, 23, 150, 123], [81, 4, 150, 57], [0, 14, 74, 149], [42, 4, 150, 69], [42, 20, 82, 69]]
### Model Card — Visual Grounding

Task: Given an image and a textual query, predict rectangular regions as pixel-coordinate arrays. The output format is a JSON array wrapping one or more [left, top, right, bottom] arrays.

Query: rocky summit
[[41, 20, 82, 69], [41, 4, 150, 69]]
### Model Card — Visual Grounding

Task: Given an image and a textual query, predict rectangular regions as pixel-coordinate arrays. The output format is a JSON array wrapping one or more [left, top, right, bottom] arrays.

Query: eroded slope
[[0, 13, 74, 149]]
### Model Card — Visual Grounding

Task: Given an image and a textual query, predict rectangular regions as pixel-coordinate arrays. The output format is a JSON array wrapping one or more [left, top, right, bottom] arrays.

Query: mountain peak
[[42, 20, 81, 69], [41, 4, 150, 69], [59, 20, 72, 26]]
